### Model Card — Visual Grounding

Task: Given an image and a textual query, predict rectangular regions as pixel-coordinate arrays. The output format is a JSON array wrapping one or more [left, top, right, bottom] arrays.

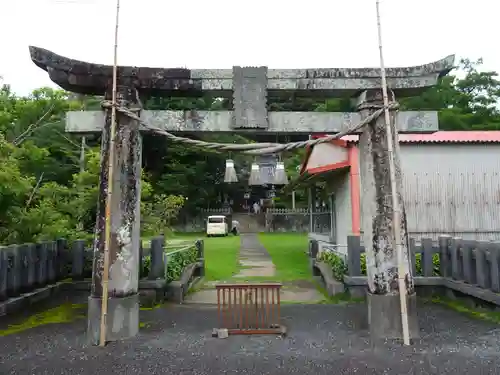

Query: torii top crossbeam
[[30, 46, 454, 98]]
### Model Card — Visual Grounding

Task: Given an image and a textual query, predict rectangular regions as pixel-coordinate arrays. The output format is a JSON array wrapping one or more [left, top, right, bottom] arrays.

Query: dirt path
[[184, 234, 325, 304]]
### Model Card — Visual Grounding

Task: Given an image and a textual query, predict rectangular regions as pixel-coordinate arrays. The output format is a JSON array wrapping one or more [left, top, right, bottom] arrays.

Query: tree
[[0, 135, 34, 242], [400, 58, 500, 130], [0, 86, 188, 244]]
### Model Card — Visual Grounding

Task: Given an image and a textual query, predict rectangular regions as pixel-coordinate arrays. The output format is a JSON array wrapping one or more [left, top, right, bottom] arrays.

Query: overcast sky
[[1, 0, 498, 95]]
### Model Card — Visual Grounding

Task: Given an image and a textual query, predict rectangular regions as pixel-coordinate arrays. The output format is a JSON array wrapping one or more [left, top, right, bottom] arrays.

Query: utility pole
[[80, 136, 86, 173], [78, 95, 87, 173]]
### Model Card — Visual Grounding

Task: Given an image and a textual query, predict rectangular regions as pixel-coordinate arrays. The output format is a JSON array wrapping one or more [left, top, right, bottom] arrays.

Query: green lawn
[[153, 232, 311, 283], [161, 233, 241, 281], [203, 235, 241, 280], [258, 233, 311, 281]]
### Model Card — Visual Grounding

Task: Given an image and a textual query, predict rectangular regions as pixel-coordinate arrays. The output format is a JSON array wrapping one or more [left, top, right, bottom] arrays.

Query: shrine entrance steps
[[232, 213, 260, 234]]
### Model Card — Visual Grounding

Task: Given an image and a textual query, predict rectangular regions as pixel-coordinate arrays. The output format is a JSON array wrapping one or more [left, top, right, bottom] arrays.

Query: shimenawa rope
[[100, 101, 399, 155]]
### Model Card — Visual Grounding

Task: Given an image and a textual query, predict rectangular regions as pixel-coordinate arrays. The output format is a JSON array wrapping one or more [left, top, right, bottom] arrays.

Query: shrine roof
[[298, 131, 500, 176], [314, 131, 500, 144]]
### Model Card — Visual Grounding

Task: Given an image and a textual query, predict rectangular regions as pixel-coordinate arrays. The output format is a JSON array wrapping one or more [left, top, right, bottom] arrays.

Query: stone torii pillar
[[86, 84, 143, 344], [29, 47, 147, 344], [357, 89, 418, 340]]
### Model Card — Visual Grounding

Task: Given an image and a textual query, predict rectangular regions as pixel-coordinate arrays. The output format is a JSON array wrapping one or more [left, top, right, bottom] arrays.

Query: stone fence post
[[149, 236, 165, 280]]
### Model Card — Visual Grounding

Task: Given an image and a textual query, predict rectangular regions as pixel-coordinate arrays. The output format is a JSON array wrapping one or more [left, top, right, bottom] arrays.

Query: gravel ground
[[1, 295, 499, 375]]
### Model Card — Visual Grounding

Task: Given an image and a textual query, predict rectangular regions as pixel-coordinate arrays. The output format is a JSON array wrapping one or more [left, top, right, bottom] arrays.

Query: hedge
[[142, 245, 198, 283], [164, 246, 198, 283]]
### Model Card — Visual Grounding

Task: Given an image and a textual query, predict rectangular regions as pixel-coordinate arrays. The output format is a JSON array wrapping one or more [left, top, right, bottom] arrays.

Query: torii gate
[[29, 46, 454, 344]]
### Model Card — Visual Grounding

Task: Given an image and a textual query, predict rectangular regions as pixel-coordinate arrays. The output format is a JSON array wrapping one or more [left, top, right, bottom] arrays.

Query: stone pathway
[[233, 234, 275, 278], [184, 233, 325, 304]]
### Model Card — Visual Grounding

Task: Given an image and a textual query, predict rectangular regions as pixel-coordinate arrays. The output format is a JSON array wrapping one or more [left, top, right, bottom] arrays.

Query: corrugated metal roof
[[339, 131, 500, 144]]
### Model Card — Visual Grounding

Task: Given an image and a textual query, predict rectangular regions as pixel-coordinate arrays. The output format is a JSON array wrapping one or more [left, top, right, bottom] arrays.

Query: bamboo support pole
[[99, 0, 121, 347], [375, 0, 411, 346]]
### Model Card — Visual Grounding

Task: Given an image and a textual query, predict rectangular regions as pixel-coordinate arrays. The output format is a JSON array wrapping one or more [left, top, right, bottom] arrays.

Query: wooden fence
[[337, 236, 500, 305]]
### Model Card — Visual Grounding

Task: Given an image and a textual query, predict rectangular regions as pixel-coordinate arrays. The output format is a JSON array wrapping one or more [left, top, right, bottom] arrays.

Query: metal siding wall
[[324, 172, 352, 255], [334, 173, 352, 249], [401, 143, 500, 241]]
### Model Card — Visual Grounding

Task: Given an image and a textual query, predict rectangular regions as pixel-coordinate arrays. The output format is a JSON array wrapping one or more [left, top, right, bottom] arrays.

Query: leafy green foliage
[[318, 250, 441, 280], [317, 252, 347, 281], [358, 253, 440, 276], [0, 84, 187, 245], [141, 245, 198, 283], [412, 253, 441, 276], [400, 58, 500, 130], [142, 194, 185, 236], [142, 255, 151, 278], [165, 246, 198, 283]]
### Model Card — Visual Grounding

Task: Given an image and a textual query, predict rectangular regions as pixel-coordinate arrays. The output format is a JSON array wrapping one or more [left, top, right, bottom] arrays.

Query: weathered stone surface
[[232, 66, 268, 129], [66, 110, 439, 134], [314, 261, 345, 296], [87, 294, 139, 345], [91, 84, 142, 300], [357, 89, 414, 295], [30, 46, 454, 97], [367, 292, 419, 340], [0, 281, 66, 317], [29, 46, 198, 96]]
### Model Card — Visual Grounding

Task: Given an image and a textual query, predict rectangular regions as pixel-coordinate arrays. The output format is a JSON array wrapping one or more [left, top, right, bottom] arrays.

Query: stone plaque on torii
[[29, 46, 454, 344]]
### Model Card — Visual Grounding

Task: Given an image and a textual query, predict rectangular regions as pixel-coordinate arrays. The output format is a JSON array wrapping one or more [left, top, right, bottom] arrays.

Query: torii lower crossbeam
[[66, 110, 438, 134]]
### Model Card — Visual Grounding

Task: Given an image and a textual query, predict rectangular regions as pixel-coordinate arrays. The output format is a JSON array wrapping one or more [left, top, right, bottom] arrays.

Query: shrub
[[165, 245, 198, 283], [142, 255, 151, 278], [318, 250, 441, 280], [141, 245, 198, 283], [317, 251, 347, 282], [413, 253, 441, 276], [358, 252, 440, 276]]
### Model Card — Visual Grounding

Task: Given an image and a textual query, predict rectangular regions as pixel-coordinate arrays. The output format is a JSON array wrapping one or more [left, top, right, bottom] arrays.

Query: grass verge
[[258, 233, 311, 281], [143, 233, 240, 282], [202, 235, 241, 281]]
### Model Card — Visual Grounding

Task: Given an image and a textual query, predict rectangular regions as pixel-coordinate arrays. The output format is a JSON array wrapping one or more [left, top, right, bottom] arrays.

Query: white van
[[206, 215, 229, 237]]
